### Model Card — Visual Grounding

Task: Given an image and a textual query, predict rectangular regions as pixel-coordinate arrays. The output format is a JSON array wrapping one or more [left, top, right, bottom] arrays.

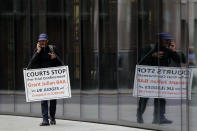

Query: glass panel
[[137, 0, 163, 125], [99, 0, 118, 91], [0, 0, 13, 13], [161, 0, 187, 130], [15, 0, 29, 13], [0, 13, 15, 93], [117, 0, 138, 122], [64, 0, 80, 118], [80, 0, 99, 120], [0, 95, 14, 112], [81, 0, 99, 91], [15, 15, 31, 90], [31, 102, 41, 115], [100, 95, 118, 121], [47, 16, 63, 54], [189, 1, 197, 131], [47, 0, 63, 13], [15, 95, 30, 113], [0, 0, 31, 114], [0, 16, 13, 91], [99, 0, 118, 122], [47, 0, 79, 117], [30, 0, 79, 118], [32, 0, 47, 14], [136, 1, 186, 131], [0, 0, 191, 130]]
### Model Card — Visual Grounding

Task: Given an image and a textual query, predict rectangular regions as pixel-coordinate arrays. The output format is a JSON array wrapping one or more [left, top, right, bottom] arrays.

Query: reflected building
[[0, 0, 197, 131]]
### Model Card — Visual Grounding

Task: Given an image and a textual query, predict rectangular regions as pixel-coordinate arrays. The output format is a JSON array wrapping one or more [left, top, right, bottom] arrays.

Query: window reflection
[[136, 0, 186, 130], [0, 0, 194, 130], [117, 0, 137, 123], [99, 0, 117, 90], [189, 1, 197, 131], [81, 0, 99, 91], [0, 0, 13, 13], [47, 0, 63, 13], [0, 16, 11, 90]]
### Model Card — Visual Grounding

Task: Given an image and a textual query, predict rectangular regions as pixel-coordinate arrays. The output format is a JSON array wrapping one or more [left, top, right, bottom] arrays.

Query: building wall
[[0, 0, 197, 131]]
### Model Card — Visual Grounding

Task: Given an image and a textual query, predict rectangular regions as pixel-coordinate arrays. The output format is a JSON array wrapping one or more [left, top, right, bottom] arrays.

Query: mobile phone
[[168, 42, 171, 48]]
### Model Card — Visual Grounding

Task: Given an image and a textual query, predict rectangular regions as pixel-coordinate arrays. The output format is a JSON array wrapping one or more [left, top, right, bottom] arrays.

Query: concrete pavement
[[0, 115, 153, 131]]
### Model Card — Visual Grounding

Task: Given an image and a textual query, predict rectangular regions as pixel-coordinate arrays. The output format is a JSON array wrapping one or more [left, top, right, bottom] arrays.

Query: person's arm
[[138, 44, 155, 65], [27, 43, 41, 69], [27, 49, 40, 69], [49, 46, 64, 66]]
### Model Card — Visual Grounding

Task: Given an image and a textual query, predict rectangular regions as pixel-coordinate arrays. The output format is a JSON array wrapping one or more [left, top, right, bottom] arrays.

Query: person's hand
[[152, 51, 164, 58], [48, 52, 56, 59], [169, 41, 176, 51], [37, 42, 41, 53]]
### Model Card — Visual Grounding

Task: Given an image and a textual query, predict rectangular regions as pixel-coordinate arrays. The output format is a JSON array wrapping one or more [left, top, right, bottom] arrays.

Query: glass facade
[[0, 0, 197, 131]]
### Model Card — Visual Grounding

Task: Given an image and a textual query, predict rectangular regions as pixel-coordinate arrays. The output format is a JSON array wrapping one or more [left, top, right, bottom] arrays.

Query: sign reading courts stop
[[23, 66, 71, 102], [133, 65, 193, 99]]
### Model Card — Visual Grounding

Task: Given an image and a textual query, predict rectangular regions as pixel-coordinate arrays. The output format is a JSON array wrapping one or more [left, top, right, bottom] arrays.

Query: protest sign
[[23, 66, 71, 102], [133, 65, 192, 99]]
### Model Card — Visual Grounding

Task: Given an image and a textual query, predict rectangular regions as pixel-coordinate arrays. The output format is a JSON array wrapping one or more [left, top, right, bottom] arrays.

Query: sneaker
[[152, 117, 172, 124], [160, 117, 173, 124], [50, 119, 56, 125], [40, 121, 50, 126], [137, 116, 144, 123]]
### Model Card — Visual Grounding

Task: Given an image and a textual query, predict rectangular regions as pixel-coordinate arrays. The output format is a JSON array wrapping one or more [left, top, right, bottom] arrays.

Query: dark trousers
[[137, 97, 166, 119], [41, 100, 57, 121]]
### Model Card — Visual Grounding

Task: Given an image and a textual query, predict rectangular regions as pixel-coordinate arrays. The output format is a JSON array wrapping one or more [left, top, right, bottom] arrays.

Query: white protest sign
[[23, 66, 71, 102], [133, 65, 192, 99]]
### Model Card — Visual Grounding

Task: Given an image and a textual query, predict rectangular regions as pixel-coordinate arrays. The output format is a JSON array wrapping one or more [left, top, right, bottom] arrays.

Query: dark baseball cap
[[156, 33, 173, 40], [38, 33, 48, 41]]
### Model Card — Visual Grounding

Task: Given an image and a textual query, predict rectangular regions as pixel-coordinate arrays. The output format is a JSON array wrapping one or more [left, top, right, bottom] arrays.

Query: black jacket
[[139, 44, 181, 67], [28, 45, 62, 69]]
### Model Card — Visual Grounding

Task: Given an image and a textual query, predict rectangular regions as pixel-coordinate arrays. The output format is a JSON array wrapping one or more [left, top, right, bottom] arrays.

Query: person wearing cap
[[27, 33, 63, 126], [136, 33, 181, 124], [188, 45, 196, 66]]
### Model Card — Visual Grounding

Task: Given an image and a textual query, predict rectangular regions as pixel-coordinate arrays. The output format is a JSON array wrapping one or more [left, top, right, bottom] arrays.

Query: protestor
[[136, 33, 182, 124], [27, 33, 63, 126], [188, 45, 196, 67]]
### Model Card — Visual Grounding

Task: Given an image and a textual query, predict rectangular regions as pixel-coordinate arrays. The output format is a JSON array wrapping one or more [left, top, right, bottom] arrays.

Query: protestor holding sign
[[136, 33, 183, 124], [27, 33, 63, 126]]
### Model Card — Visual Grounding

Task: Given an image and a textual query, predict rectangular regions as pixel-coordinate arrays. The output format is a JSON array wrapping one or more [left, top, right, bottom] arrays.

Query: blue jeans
[[41, 100, 57, 122]]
